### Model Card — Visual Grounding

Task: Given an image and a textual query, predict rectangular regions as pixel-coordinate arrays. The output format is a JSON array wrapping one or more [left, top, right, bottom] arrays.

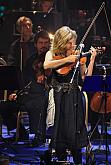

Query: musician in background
[[34, 0, 55, 33], [89, 37, 111, 140], [23, 30, 51, 146], [44, 26, 97, 164], [0, 56, 28, 141], [39, 0, 54, 13], [1, 16, 35, 141], [7, 16, 36, 70], [0, 93, 29, 141]]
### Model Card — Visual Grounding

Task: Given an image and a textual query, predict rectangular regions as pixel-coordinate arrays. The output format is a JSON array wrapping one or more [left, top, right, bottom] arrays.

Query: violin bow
[[79, 2, 105, 45], [70, 2, 105, 84]]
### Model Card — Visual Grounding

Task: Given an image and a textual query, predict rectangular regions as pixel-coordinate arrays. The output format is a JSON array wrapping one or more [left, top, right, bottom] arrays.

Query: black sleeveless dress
[[51, 68, 89, 150]]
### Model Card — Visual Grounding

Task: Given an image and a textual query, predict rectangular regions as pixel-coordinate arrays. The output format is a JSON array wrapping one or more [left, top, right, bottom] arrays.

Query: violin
[[54, 47, 105, 75], [54, 55, 86, 75]]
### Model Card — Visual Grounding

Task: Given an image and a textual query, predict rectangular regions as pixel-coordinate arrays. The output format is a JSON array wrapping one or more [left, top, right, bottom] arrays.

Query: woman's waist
[[51, 79, 78, 92]]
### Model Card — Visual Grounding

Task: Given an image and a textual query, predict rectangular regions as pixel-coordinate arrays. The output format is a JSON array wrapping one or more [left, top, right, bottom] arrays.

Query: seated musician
[[0, 91, 29, 141], [0, 55, 28, 141], [89, 39, 111, 140]]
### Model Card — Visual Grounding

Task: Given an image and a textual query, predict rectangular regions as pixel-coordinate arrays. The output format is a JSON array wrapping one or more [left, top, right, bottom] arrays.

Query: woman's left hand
[[90, 46, 97, 58]]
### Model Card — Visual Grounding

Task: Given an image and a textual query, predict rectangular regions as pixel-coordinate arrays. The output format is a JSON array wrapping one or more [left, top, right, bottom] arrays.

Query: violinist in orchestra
[[23, 30, 51, 146], [44, 26, 97, 164]]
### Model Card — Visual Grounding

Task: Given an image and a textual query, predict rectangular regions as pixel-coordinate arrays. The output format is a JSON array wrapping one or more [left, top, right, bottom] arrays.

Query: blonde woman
[[44, 26, 97, 164]]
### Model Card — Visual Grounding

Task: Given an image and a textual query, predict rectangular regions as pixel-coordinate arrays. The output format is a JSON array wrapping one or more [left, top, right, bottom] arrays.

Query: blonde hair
[[16, 16, 33, 33], [51, 26, 77, 54]]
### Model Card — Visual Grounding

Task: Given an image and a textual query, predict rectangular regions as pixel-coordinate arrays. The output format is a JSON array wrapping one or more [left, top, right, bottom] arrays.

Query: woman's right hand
[[66, 55, 79, 63]]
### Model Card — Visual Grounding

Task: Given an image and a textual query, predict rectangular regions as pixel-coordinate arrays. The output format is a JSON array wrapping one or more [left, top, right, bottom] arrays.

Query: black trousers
[[0, 100, 27, 139], [24, 90, 48, 142], [0, 100, 18, 130]]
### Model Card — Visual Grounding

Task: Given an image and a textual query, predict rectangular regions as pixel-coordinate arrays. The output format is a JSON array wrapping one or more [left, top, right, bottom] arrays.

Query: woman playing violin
[[44, 26, 97, 164]]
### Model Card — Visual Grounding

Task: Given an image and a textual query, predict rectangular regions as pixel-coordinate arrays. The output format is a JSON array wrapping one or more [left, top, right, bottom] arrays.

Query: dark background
[[0, 0, 111, 56]]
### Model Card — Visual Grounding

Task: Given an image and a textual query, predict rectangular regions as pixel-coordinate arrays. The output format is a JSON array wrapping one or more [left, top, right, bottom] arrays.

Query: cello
[[90, 91, 111, 114]]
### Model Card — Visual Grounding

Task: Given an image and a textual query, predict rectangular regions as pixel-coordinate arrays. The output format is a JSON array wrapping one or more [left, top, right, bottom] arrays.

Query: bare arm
[[44, 50, 78, 69], [80, 46, 97, 80], [87, 47, 97, 76], [80, 63, 87, 80], [44, 47, 97, 79]]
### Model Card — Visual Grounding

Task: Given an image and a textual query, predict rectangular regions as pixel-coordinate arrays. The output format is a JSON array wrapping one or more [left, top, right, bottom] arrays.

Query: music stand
[[82, 75, 111, 164], [0, 66, 24, 154]]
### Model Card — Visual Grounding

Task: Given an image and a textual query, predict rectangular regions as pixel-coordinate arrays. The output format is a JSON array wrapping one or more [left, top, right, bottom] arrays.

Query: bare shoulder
[[45, 50, 54, 61]]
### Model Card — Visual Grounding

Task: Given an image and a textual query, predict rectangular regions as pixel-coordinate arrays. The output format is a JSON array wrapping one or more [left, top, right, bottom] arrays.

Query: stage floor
[[0, 125, 111, 164]]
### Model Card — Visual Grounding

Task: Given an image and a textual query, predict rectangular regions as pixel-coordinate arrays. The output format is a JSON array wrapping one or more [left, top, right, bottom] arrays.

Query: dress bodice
[[53, 67, 83, 85]]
